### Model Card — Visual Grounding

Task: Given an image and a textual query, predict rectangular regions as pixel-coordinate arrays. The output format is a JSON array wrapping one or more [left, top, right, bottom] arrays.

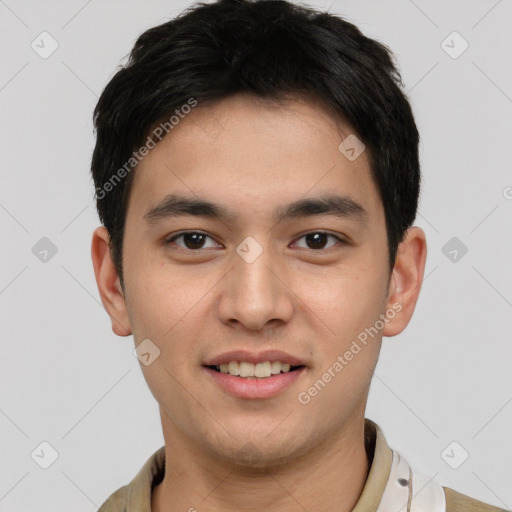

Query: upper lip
[[203, 349, 306, 367]]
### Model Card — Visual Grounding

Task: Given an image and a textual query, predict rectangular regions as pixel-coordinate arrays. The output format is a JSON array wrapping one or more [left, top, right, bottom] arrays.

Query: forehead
[[127, 92, 383, 224]]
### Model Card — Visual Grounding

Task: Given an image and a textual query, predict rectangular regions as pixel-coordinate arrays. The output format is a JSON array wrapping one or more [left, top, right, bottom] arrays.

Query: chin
[[207, 431, 312, 470]]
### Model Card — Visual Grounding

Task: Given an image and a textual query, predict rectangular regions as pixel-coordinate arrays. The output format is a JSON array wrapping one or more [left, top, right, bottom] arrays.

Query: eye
[[164, 230, 346, 252], [165, 231, 221, 250], [292, 232, 345, 250]]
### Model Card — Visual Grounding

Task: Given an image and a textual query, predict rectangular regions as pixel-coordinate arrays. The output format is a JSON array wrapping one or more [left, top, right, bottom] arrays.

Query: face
[[96, 93, 413, 467]]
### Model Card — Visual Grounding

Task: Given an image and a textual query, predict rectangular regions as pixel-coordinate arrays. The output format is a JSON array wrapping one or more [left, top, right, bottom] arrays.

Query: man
[[90, 0, 507, 510]]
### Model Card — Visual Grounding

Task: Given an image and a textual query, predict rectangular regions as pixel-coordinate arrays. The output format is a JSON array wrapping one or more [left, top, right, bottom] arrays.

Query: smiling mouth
[[206, 361, 304, 379]]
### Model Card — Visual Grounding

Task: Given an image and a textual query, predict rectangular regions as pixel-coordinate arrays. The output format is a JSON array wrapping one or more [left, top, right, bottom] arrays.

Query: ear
[[382, 227, 427, 337], [91, 226, 132, 336]]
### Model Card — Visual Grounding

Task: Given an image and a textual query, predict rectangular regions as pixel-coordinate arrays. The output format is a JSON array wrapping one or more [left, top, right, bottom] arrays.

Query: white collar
[[377, 448, 446, 512]]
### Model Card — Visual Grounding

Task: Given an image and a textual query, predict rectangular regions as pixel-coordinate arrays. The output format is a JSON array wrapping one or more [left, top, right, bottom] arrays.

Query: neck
[[152, 413, 370, 512]]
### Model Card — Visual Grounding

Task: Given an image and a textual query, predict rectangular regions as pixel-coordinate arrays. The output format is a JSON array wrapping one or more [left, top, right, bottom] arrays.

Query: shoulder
[[95, 445, 165, 512], [97, 484, 128, 512], [443, 486, 509, 512]]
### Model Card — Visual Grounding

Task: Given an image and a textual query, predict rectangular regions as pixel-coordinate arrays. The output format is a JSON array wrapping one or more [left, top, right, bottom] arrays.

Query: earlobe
[[383, 227, 427, 338], [91, 226, 132, 337]]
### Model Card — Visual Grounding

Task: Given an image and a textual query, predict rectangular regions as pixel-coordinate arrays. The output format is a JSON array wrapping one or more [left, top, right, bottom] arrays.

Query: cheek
[[294, 265, 388, 340], [133, 315, 203, 423], [296, 337, 380, 431], [124, 259, 189, 337], [126, 260, 210, 363]]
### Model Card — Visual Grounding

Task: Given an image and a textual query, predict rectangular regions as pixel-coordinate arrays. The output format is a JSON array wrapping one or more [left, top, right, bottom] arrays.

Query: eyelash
[[164, 231, 347, 251]]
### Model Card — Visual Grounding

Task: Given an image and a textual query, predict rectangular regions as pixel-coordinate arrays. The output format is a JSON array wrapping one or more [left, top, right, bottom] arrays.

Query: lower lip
[[203, 366, 306, 399]]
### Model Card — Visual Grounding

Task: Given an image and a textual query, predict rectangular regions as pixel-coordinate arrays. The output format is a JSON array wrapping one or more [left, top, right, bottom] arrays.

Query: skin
[[91, 92, 427, 512]]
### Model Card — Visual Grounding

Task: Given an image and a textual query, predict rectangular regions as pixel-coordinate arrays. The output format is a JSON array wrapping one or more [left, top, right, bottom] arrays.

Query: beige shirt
[[97, 418, 507, 512]]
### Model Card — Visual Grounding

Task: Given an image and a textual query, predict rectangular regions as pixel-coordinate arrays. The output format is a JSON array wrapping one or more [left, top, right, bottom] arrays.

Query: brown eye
[[293, 232, 344, 250], [166, 231, 220, 250]]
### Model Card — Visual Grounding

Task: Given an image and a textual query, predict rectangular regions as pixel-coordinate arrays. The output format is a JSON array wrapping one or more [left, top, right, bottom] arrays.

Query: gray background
[[1, 0, 511, 510]]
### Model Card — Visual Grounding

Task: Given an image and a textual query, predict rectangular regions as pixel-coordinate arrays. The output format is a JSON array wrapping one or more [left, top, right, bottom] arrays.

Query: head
[[91, 0, 426, 466]]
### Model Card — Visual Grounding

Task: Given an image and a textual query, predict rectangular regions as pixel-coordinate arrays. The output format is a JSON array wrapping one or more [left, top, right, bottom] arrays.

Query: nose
[[217, 239, 294, 331]]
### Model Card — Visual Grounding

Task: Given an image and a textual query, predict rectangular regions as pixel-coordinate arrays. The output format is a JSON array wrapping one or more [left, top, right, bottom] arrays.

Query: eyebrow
[[143, 193, 368, 225]]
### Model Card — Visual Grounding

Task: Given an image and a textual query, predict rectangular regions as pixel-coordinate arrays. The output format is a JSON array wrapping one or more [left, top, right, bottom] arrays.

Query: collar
[[106, 418, 396, 511]]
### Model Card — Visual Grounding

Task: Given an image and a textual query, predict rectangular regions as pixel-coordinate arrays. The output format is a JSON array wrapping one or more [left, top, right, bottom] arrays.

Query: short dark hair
[[91, 0, 420, 290]]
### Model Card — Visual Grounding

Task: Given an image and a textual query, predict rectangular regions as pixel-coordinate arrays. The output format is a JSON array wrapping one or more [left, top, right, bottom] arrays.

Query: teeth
[[239, 362, 254, 377], [214, 361, 296, 378], [255, 361, 271, 378], [270, 361, 282, 375], [228, 361, 239, 376]]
